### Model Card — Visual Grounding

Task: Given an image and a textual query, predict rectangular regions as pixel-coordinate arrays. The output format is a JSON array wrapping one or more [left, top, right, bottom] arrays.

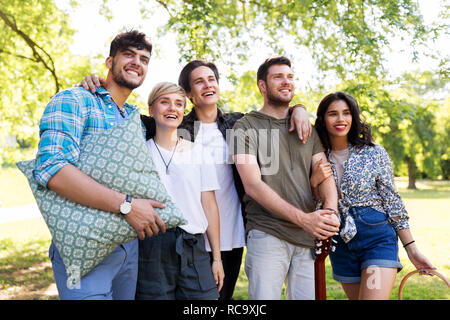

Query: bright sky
[[56, 0, 446, 101]]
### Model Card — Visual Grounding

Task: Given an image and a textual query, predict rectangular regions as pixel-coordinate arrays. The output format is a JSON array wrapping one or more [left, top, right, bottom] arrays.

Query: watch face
[[120, 201, 132, 215]]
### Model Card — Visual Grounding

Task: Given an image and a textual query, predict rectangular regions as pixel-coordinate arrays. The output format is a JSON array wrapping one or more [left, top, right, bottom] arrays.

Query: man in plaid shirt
[[34, 30, 165, 300]]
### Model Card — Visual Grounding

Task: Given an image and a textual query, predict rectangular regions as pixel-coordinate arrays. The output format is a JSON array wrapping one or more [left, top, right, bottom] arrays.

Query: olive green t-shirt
[[230, 110, 325, 248]]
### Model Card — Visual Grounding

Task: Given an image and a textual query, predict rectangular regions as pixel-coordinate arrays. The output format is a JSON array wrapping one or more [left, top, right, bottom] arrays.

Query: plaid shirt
[[34, 87, 137, 187]]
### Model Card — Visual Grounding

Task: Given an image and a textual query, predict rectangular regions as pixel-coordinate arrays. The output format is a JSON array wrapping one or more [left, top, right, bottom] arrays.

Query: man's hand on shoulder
[[74, 74, 105, 93], [289, 104, 312, 144]]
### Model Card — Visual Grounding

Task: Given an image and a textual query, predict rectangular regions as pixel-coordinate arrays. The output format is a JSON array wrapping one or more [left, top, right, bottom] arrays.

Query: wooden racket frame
[[398, 269, 450, 300]]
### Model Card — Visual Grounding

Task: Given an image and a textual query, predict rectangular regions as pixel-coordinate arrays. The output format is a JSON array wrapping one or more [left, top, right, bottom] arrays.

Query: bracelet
[[288, 104, 307, 114], [212, 258, 222, 263], [403, 240, 415, 248]]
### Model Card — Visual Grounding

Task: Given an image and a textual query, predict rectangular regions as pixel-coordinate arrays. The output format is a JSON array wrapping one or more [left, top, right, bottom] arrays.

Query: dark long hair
[[314, 91, 374, 150]]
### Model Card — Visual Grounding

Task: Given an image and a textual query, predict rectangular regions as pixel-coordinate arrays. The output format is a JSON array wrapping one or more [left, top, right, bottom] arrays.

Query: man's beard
[[266, 86, 292, 107], [111, 61, 143, 90]]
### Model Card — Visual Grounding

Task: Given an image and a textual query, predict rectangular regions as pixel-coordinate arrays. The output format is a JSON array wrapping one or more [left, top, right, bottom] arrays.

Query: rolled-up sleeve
[[34, 90, 85, 187], [376, 146, 410, 231]]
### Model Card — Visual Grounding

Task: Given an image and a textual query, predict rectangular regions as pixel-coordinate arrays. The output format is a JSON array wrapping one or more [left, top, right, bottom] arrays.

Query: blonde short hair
[[147, 82, 186, 107]]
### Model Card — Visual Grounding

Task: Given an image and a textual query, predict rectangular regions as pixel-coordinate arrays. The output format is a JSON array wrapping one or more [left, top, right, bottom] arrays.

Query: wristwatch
[[119, 194, 132, 215]]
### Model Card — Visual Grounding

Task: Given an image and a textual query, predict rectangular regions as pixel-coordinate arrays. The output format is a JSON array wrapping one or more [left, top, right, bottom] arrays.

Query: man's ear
[[105, 56, 113, 70], [257, 79, 266, 95], [186, 91, 194, 103]]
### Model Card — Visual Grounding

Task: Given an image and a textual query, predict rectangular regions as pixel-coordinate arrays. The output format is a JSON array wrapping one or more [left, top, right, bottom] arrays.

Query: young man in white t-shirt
[[175, 61, 246, 300]]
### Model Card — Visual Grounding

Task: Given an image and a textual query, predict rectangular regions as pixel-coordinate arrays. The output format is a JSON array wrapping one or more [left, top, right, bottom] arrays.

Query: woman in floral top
[[311, 91, 434, 300]]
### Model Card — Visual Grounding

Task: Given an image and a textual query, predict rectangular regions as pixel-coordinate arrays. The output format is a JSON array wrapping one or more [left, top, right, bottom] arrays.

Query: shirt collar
[[95, 87, 136, 111]]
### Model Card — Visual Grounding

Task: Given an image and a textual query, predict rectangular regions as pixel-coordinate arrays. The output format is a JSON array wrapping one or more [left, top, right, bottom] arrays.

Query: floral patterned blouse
[[328, 144, 410, 243]]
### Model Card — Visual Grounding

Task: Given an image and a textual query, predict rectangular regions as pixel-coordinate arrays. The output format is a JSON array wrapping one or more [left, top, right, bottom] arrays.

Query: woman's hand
[[405, 244, 435, 276], [310, 159, 333, 188], [211, 259, 225, 292], [398, 229, 435, 276]]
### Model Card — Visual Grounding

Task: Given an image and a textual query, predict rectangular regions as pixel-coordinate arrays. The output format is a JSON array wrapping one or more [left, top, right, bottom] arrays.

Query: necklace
[[153, 138, 179, 175]]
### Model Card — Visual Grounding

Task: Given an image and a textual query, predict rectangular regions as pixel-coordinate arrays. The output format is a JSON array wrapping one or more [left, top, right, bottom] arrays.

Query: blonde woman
[[135, 82, 224, 300]]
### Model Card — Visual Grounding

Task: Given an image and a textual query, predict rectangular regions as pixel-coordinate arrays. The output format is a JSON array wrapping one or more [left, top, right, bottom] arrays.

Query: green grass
[[0, 219, 55, 300], [233, 179, 450, 300], [0, 167, 449, 300]]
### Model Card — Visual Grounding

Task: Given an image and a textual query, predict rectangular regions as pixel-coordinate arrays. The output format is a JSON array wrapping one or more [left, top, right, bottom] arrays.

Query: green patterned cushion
[[16, 109, 186, 284]]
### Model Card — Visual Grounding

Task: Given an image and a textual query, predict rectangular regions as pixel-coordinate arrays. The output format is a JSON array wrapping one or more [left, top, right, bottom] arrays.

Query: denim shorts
[[135, 227, 219, 300], [329, 207, 403, 284]]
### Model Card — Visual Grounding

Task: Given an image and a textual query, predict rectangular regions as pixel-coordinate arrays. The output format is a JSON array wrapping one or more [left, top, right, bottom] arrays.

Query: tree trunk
[[407, 157, 417, 189]]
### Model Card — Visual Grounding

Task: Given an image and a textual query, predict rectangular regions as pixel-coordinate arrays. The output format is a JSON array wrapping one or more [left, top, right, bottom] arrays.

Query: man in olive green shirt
[[231, 56, 340, 300]]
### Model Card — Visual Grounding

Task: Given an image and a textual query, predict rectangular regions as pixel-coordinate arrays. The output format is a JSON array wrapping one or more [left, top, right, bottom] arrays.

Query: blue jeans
[[330, 207, 402, 283], [49, 239, 138, 300]]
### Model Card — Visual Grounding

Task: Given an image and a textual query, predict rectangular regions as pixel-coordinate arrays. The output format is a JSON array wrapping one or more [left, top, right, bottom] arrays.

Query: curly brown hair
[[109, 30, 152, 58]]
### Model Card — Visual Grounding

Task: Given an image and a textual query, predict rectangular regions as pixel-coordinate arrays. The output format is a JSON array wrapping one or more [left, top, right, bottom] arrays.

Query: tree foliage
[[436, 97, 450, 179], [0, 0, 448, 186], [336, 71, 446, 186], [0, 0, 94, 164], [221, 70, 262, 112], [141, 0, 433, 81]]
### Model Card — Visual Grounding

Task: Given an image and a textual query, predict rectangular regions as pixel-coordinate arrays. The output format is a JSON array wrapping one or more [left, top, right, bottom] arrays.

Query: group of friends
[[33, 30, 434, 300]]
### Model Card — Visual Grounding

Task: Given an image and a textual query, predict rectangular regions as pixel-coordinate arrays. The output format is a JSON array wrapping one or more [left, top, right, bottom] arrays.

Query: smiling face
[[258, 64, 295, 106], [187, 66, 220, 108], [324, 99, 353, 140], [149, 92, 186, 130], [106, 47, 150, 90]]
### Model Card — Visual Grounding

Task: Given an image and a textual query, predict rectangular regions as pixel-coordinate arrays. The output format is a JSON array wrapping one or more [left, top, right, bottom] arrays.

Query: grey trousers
[[245, 229, 315, 300]]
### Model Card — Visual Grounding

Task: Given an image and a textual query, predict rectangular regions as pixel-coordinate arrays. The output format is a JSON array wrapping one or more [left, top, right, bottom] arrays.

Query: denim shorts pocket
[[356, 208, 389, 227]]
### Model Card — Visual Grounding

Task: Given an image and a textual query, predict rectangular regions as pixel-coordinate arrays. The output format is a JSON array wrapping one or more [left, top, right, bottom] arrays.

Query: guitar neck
[[314, 260, 327, 300]]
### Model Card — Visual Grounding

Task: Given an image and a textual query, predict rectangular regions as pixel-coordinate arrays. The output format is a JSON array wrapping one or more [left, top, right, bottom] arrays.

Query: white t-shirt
[[146, 138, 220, 235], [196, 122, 246, 251]]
